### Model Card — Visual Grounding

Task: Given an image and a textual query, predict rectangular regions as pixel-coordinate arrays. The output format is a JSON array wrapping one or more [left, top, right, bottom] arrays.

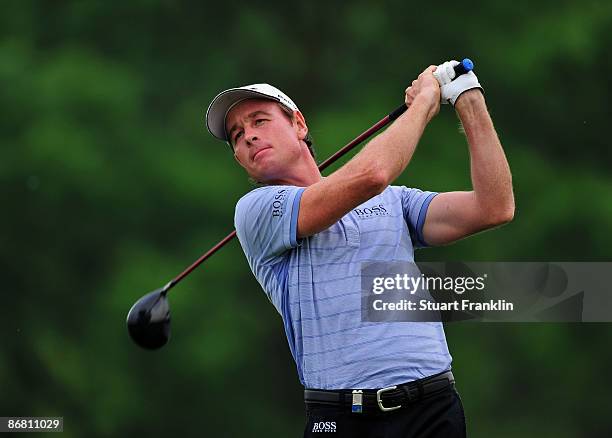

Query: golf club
[[126, 59, 475, 350]]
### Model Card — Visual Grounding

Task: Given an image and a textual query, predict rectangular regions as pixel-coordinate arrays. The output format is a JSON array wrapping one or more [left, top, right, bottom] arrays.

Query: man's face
[[225, 99, 307, 183]]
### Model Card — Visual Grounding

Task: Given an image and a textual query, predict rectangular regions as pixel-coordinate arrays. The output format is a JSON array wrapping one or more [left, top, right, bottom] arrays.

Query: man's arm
[[297, 66, 440, 238], [421, 90, 515, 246]]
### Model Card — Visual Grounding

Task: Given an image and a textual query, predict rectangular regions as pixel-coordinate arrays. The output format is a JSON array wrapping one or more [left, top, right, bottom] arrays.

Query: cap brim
[[205, 89, 283, 141]]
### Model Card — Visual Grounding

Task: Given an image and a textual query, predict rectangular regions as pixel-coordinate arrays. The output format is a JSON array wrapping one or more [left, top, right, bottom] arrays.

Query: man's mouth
[[253, 147, 272, 161]]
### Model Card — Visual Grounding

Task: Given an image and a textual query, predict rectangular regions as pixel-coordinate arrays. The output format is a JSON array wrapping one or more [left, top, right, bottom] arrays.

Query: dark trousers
[[303, 386, 466, 438]]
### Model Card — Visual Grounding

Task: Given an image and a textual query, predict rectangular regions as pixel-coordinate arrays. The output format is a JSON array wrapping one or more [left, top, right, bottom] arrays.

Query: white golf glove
[[434, 60, 483, 106]]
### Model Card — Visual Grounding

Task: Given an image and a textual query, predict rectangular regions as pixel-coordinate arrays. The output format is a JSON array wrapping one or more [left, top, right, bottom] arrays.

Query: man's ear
[[294, 111, 308, 141]]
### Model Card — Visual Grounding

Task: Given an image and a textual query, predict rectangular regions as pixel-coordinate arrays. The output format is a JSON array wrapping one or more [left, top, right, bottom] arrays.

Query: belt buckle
[[376, 386, 401, 412], [351, 390, 363, 413]]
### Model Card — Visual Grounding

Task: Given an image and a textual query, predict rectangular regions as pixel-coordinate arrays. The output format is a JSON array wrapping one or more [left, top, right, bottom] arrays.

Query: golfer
[[206, 62, 514, 437]]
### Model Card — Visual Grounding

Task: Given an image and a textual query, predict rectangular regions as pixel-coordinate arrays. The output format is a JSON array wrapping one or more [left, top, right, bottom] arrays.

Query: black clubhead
[[126, 288, 171, 350]]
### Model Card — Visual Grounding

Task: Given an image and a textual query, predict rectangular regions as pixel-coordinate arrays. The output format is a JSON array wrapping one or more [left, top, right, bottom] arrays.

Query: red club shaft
[[165, 111, 399, 292]]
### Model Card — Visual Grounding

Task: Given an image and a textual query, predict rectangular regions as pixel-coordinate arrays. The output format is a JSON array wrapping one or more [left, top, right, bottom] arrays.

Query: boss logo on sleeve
[[271, 189, 288, 217]]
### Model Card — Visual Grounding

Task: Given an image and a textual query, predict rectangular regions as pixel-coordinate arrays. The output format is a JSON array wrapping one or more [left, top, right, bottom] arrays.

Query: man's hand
[[434, 60, 483, 106], [405, 66, 441, 121]]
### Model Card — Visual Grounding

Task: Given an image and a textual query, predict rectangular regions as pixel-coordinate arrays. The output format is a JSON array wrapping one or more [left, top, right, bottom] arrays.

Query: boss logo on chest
[[353, 203, 389, 219]]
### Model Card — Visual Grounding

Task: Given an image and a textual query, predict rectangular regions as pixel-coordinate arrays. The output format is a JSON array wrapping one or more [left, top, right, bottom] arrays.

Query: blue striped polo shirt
[[234, 184, 452, 390]]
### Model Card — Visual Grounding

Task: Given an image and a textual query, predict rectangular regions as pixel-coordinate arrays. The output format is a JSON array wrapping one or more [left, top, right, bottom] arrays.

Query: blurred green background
[[2, 0, 611, 436]]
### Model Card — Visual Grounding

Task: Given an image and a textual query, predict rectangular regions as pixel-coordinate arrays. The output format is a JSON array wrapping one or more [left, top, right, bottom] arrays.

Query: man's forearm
[[455, 91, 515, 220], [344, 94, 435, 186]]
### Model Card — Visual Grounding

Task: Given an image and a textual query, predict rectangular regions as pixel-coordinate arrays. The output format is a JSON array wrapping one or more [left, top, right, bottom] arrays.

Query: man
[[205, 62, 514, 437]]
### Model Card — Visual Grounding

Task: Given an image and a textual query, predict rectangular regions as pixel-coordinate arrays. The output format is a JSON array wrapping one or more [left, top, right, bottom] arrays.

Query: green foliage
[[1, 1, 611, 436]]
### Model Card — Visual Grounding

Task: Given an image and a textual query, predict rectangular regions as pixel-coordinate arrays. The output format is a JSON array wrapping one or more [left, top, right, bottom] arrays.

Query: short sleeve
[[400, 186, 438, 249], [234, 185, 305, 265]]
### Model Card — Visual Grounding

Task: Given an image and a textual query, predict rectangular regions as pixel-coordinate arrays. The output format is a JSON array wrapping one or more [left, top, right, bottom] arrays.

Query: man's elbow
[[496, 206, 515, 225], [487, 202, 515, 227], [364, 167, 390, 197]]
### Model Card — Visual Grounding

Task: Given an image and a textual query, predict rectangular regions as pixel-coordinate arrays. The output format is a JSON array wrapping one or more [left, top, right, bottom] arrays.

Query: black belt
[[304, 371, 455, 414]]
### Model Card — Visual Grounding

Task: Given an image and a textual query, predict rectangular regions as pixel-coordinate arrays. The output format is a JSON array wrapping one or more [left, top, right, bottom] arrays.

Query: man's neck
[[265, 153, 322, 187], [267, 165, 322, 187]]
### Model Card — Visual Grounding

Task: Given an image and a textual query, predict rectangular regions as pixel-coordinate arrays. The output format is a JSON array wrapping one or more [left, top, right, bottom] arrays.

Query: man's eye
[[255, 119, 266, 126], [234, 131, 243, 142]]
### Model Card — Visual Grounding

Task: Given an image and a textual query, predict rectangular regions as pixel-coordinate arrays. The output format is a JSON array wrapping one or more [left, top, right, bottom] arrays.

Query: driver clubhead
[[126, 288, 171, 350]]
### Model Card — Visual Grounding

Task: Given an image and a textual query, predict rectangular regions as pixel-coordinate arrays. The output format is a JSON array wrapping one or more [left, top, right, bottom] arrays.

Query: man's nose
[[246, 132, 259, 144]]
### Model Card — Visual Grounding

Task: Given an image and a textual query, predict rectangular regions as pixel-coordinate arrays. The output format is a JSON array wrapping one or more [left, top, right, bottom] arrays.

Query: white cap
[[205, 83, 300, 141]]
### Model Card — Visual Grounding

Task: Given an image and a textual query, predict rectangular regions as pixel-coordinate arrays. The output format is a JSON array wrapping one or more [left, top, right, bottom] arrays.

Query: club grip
[[454, 58, 474, 77], [388, 58, 474, 121]]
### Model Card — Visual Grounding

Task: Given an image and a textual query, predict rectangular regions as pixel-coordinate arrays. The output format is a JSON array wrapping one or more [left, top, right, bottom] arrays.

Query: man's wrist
[[454, 89, 485, 111], [455, 89, 493, 135], [411, 92, 439, 122]]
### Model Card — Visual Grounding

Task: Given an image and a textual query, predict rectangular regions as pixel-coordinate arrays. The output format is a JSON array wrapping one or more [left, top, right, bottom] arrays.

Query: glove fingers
[[433, 60, 459, 86]]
